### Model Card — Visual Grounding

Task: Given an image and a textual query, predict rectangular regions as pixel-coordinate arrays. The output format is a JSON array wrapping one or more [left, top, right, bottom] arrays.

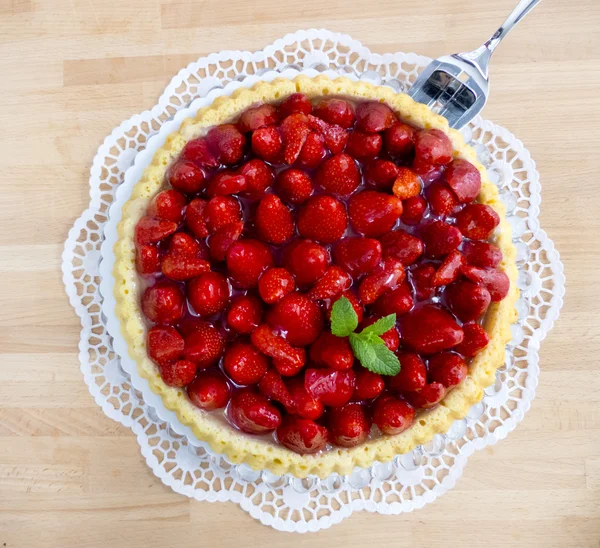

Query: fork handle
[[461, 0, 542, 76]]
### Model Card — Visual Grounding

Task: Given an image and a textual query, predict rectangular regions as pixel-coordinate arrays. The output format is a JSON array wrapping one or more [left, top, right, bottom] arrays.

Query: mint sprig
[[330, 296, 401, 376]]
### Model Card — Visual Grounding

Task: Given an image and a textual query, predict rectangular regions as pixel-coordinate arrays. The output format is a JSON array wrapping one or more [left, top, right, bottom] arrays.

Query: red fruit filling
[[134, 93, 509, 454]]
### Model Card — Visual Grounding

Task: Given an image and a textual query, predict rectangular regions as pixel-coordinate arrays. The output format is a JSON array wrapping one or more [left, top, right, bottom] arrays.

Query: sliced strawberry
[[388, 353, 426, 392], [307, 114, 349, 153], [188, 271, 231, 317], [276, 168, 313, 204], [364, 159, 399, 190], [282, 239, 330, 288], [278, 93, 312, 117], [148, 189, 187, 223], [329, 404, 370, 448], [371, 283, 414, 316], [358, 257, 405, 304], [141, 282, 185, 325], [208, 221, 244, 261], [258, 267, 296, 304], [313, 98, 355, 128], [401, 196, 428, 225], [461, 240, 502, 268], [204, 196, 242, 233], [136, 244, 161, 275], [345, 131, 383, 160], [297, 195, 348, 244], [401, 305, 463, 354], [379, 229, 424, 266], [161, 253, 210, 281], [159, 360, 197, 388], [454, 323, 490, 357], [251, 324, 306, 375], [226, 239, 273, 289], [392, 167, 421, 200], [432, 250, 465, 286], [185, 198, 210, 238], [384, 122, 415, 157], [420, 220, 463, 258], [461, 265, 510, 301], [238, 104, 279, 133], [414, 129, 453, 165], [251, 126, 283, 162], [135, 216, 178, 245], [455, 204, 500, 240], [180, 137, 219, 168], [280, 113, 311, 164], [373, 395, 415, 435], [444, 159, 481, 202], [226, 295, 262, 334], [426, 182, 459, 217], [297, 131, 327, 168], [206, 171, 247, 197], [333, 237, 382, 278], [206, 123, 246, 165], [168, 232, 207, 258], [276, 416, 329, 454], [355, 101, 397, 132], [258, 369, 294, 408], [223, 342, 268, 386], [348, 190, 403, 237], [315, 153, 360, 197], [239, 158, 274, 197], [309, 332, 354, 371], [167, 161, 206, 193], [147, 326, 184, 366], [304, 368, 355, 407], [255, 194, 294, 245], [187, 370, 230, 409], [228, 389, 281, 434]]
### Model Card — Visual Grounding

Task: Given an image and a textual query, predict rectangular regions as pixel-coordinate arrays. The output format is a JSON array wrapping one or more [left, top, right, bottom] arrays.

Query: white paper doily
[[62, 29, 565, 533]]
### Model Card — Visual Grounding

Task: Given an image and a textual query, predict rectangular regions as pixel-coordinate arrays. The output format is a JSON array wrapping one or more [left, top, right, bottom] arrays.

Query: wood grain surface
[[1, 0, 599, 546]]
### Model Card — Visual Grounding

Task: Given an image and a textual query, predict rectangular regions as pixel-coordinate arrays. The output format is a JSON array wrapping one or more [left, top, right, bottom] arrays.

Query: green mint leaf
[[330, 296, 359, 337], [349, 333, 401, 376], [360, 314, 397, 337]]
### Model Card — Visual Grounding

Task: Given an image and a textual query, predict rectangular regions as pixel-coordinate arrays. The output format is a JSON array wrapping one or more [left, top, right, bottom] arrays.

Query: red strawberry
[[455, 323, 490, 357], [239, 159, 274, 196], [136, 244, 161, 275], [315, 153, 360, 197], [183, 322, 225, 369], [345, 131, 383, 160], [404, 382, 446, 409], [392, 167, 421, 200], [329, 404, 370, 448], [444, 159, 481, 202], [168, 232, 208, 258], [141, 282, 185, 324], [276, 168, 313, 204], [420, 220, 463, 258], [204, 196, 242, 233], [279, 93, 312, 117], [401, 196, 428, 225], [161, 251, 210, 281], [380, 229, 424, 266], [148, 189, 187, 223], [355, 101, 397, 132], [276, 417, 329, 454], [228, 389, 282, 434], [298, 195, 348, 244], [185, 198, 209, 238], [313, 98, 355, 128], [223, 342, 268, 385], [206, 123, 246, 165], [258, 369, 294, 408], [353, 370, 385, 400], [358, 257, 405, 304], [461, 240, 502, 268], [226, 239, 274, 288], [297, 131, 327, 168], [255, 194, 294, 245], [226, 295, 262, 334], [251, 324, 306, 375], [307, 114, 349, 153], [258, 267, 295, 304], [411, 264, 436, 301], [384, 122, 415, 157], [426, 182, 459, 217], [286, 378, 324, 420], [414, 129, 453, 165], [280, 113, 311, 164], [401, 305, 464, 354], [324, 291, 364, 324], [364, 159, 399, 190], [238, 104, 279, 133], [333, 237, 382, 278], [208, 221, 244, 261], [455, 204, 500, 240], [309, 332, 354, 370], [188, 271, 231, 317], [412, 156, 444, 183], [304, 368, 355, 407], [187, 370, 231, 409], [432, 250, 465, 286], [428, 352, 467, 388], [206, 171, 247, 196], [282, 239, 330, 288], [167, 161, 206, 193], [159, 360, 197, 387], [307, 266, 352, 301], [461, 265, 510, 302], [371, 283, 413, 317], [388, 353, 426, 392], [348, 190, 402, 237], [268, 293, 324, 346], [360, 316, 400, 352], [147, 326, 184, 365], [180, 137, 219, 168], [251, 126, 283, 162], [135, 216, 178, 245], [373, 396, 415, 435]]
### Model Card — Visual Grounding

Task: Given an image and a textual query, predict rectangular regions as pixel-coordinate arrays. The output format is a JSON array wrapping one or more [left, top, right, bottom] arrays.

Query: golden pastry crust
[[113, 75, 518, 478]]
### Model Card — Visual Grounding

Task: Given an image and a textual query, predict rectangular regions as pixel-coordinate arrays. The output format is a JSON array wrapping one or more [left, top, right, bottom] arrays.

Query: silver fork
[[408, 0, 542, 129]]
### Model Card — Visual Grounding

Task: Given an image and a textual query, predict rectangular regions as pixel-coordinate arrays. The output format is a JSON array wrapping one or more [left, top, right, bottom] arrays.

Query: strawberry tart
[[113, 75, 518, 478]]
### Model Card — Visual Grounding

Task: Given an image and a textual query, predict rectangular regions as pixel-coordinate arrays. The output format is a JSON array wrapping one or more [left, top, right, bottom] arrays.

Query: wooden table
[[1, 0, 599, 545]]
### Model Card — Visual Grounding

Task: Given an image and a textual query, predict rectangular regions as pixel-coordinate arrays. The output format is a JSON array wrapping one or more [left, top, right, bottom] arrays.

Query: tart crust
[[113, 75, 518, 478]]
